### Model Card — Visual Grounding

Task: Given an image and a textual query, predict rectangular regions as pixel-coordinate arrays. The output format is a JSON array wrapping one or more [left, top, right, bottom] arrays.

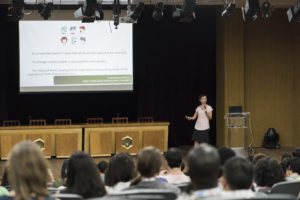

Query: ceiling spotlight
[[287, 0, 300, 23], [152, 2, 164, 21], [95, 3, 104, 20], [129, 2, 144, 22], [7, 0, 24, 21], [242, 0, 260, 22], [261, 1, 271, 19], [113, 0, 120, 29], [38, 2, 53, 20], [182, 0, 196, 19], [172, 6, 182, 20], [74, 0, 98, 22], [221, 3, 236, 18]]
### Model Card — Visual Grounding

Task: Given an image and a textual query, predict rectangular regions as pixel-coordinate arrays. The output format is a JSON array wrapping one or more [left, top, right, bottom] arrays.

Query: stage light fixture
[[242, 0, 260, 22], [38, 2, 53, 20], [152, 2, 164, 21], [287, 0, 300, 23], [128, 2, 144, 22], [182, 0, 196, 19], [7, 0, 24, 21], [261, 1, 271, 19], [113, 0, 120, 28], [172, 6, 182, 20], [221, 2, 235, 18]]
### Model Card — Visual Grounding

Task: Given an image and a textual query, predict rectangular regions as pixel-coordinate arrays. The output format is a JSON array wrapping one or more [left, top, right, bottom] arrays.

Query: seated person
[[60, 151, 106, 198], [220, 157, 256, 198], [105, 153, 137, 193], [0, 141, 54, 200], [97, 160, 108, 182], [159, 148, 190, 184], [254, 156, 285, 193], [126, 147, 180, 193], [285, 157, 300, 181], [177, 144, 222, 200]]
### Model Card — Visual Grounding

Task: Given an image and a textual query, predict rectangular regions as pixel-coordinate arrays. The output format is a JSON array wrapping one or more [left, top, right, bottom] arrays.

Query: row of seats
[[46, 181, 300, 200], [1, 116, 154, 126]]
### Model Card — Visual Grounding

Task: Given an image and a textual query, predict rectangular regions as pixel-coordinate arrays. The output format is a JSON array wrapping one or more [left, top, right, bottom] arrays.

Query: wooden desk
[[0, 125, 82, 159], [0, 122, 169, 159], [84, 122, 169, 156]]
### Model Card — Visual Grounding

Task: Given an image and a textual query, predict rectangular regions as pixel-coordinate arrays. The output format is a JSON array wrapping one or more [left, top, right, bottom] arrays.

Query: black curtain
[[0, 6, 216, 147]]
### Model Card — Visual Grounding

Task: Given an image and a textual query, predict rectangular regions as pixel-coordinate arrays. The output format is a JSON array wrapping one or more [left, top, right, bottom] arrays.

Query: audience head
[[281, 157, 292, 176], [222, 157, 253, 191], [8, 141, 50, 200], [252, 153, 266, 165], [281, 153, 292, 162], [289, 157, 300, 175], [97, 161, 108, 174], [66, 151, 106, 198], [164, 148, 183, 169], [217, 147, 236, 166], [137, 146, 162, 178], [254, 156, 285, 187], [105, 152, 137, 187], [293, 148, 300, 158], [188, 143, 220, 190]]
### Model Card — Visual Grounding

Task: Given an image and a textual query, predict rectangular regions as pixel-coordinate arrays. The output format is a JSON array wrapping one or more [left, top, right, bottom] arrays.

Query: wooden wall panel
[[244, 11, 295, 147], [216, 10, 245, 147], [217, 9, 300, 147]]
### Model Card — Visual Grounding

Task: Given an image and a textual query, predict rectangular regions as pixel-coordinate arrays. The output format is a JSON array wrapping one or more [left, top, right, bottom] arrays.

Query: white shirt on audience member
[[105, 181, 131, 194], [159, 173, 190, 184]]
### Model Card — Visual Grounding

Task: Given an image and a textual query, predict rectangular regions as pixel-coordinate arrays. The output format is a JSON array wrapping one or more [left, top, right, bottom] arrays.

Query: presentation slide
[[19, 21, 133, 92]]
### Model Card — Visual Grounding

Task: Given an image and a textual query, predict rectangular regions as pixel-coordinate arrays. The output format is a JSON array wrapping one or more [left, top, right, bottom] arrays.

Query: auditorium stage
[[0, 146, 296, 180]]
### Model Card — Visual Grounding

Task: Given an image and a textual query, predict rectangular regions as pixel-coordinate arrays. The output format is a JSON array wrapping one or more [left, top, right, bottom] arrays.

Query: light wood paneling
[[216, 10, 245, 147], [115, 131, 140, 154], [55, 131, 82, 158], [244, 11, 295, 147], [27, 134, 52, 157], [88, 130, 114, 156], [0, 134, 24, 159], [217, 9, 300, 147], [143, 131, 165, 152]]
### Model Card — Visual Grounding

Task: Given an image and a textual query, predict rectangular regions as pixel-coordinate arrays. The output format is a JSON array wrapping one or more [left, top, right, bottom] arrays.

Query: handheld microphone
[[204, 104, 206, 109]]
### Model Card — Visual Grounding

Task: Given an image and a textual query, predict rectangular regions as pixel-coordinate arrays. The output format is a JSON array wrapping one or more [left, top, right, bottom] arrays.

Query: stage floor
[[0, 146, 296, 179]]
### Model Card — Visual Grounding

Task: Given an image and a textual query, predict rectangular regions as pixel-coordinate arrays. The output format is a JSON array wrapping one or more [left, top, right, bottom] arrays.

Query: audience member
[[0, 141, 54, 200], [97, 161, 108, 182], [217, 147, 235, 166], [105, 153, 137, 193], [285, 157, 300, 181], [159, 148, 190, 184], [127, 147, 180, 193], [254, 156, 285, 193], [52, 159, 69, 188], [177, 144, 221, 200], [60, 151, 106, 198], [220, 157, 255, 198], [252, 153, 266, 166], [280, 157, 292, 178], [281, 153, 292, 162]]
